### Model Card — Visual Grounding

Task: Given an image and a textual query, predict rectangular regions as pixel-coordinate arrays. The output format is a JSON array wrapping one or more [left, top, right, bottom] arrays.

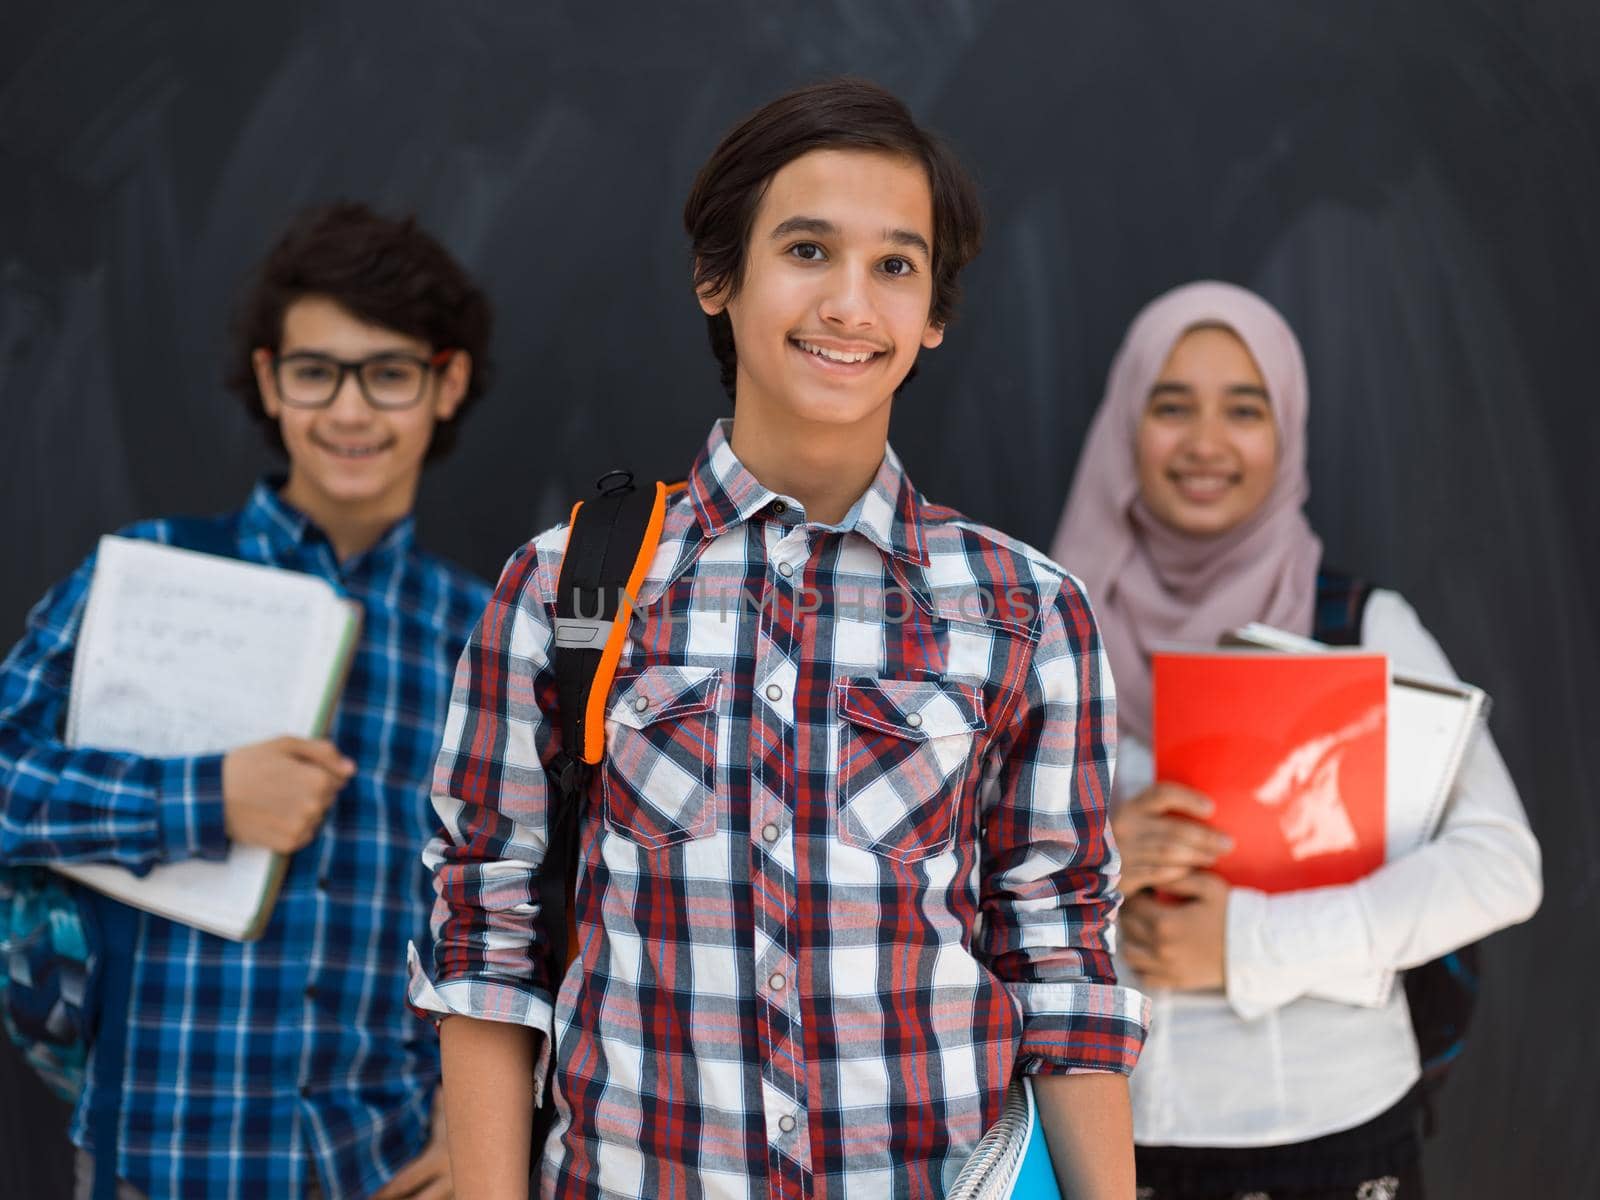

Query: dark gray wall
[[3, 1, 1596, 1195]]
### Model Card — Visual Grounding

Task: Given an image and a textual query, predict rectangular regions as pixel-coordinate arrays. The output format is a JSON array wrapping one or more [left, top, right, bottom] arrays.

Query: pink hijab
[[1050, 281, 1322, 744]]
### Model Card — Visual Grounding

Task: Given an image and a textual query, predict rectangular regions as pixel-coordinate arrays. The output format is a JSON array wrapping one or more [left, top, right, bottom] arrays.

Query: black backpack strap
[[1312, 567, 1376, 647], [538, 478, 667, 973], [532, 474, 675, 1166], [551, 479, 672, 771]]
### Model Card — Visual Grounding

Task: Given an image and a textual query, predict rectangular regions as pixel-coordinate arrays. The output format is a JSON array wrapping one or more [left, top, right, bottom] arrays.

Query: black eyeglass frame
[[268, 348, 455, 411]]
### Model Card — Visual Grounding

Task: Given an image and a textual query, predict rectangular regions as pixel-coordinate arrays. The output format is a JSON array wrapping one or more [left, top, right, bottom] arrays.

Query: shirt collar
[[239, 477, 416, 566], [686, 419, 929, 567]]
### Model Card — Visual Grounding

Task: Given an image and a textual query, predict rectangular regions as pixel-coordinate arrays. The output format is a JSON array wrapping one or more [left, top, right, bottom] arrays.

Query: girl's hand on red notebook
[[1111, 783, 1233, 895], [1119, 871, 1230, 991]]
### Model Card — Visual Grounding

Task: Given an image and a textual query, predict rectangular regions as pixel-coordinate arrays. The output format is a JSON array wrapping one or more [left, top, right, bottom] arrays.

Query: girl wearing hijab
[[1051, 281, 1541, 1199]]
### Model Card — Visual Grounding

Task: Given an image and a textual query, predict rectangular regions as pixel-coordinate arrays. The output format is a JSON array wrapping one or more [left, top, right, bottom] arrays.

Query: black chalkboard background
[[3, 2, 1596, 1196]]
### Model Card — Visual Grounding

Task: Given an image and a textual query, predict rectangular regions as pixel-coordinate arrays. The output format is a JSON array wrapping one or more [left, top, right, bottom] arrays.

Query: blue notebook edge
[[1014, 1077, 1063, 1199]]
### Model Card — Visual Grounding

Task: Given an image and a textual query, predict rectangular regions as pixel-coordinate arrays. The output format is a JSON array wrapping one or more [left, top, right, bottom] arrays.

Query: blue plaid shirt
[[0, 481, 490, 1199]]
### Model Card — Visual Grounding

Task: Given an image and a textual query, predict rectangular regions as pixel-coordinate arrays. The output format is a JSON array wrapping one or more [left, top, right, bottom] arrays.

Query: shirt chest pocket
[[834, 677, 986, 863], [601, 665, 723, 850]]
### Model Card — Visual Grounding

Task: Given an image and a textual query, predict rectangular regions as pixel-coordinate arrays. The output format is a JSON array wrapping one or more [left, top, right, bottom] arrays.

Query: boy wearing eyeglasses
[[0, 203, 492, 1199]]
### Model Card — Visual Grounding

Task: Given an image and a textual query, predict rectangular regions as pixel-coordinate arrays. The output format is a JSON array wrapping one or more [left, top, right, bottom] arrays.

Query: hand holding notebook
[[219, 735, 355, 854], [55, 536, 362, 940], [1152, 630, 1488, 1005]]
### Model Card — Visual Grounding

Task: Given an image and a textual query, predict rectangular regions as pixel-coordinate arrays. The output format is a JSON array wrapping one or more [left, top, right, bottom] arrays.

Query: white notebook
[[1225, 622, 1488, 1006], [55, 535, 361, 941]]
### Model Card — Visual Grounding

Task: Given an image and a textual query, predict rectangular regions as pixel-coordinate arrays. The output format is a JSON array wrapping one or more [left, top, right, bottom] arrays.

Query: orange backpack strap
[[551, 474, 675, 767], [544, 472, 675, 945]]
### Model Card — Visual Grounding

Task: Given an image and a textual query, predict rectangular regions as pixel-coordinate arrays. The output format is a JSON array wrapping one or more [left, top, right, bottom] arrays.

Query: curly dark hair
[[683, 77, 984, 401], [225, 202, 493, 462]]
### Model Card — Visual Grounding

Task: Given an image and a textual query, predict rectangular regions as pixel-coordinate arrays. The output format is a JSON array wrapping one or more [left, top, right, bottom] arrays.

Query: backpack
[[531, 472, 680, 1163], [0, 866, 98, 1101], [1313, 569, 1480, 1121]]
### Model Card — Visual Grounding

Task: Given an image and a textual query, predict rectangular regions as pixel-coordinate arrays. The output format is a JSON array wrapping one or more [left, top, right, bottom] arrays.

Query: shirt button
[[316, 876, 329, 891], [765, 684, 783, 702], [905, 711, 923, 728], [779, 1114, 797, 1133], [633, 696, 650, 713], [762, 823, 780, 843], [299, 1084, 310, 1099], [769, 972, 786, 991], [772, 500, 788, 515], [777, 561, 794, 578], [304, 984, 316, 1000]]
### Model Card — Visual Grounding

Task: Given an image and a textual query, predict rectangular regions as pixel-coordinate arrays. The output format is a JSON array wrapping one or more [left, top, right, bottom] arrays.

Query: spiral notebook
[[946, 1078, 1060, 1200], [53, 536, 361, 941]]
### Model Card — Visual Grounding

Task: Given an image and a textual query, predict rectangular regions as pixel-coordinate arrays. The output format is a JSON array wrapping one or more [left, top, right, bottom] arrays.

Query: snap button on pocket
[[834, 677, 985, 863], [601, 665, 723, 850]]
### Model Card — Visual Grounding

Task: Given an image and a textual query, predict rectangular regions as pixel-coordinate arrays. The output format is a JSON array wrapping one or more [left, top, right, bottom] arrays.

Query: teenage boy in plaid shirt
[[0, 204, 491, 1199], [413, 79, 1149, 1199]]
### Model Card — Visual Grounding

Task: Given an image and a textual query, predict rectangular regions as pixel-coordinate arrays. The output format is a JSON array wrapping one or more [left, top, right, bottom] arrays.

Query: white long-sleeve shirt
[[1119, 588, 1542, 1147]]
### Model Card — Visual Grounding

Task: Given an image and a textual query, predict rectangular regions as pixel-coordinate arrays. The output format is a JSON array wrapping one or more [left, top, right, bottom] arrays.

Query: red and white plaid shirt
[[410, 421, 1148, 1199]]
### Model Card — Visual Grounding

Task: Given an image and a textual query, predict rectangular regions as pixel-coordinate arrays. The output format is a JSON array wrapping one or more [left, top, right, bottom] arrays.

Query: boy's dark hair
[[226, 202, 493, 462], [683, 77, 984, 401]]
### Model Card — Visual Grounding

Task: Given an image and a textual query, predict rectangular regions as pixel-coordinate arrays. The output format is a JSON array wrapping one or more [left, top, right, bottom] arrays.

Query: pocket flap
[[609, 665, 721, 729], [837, 677, 985, 741]]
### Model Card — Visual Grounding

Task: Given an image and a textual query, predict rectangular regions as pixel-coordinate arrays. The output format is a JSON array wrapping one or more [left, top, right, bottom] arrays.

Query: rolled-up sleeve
[[407, 536, 568, 1085], [978, 573, 1150, 1075]]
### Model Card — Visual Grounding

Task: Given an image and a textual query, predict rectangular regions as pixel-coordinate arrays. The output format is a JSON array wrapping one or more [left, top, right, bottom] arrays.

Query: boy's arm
[[407, 540, 566, 1172], [1033, 1074, 1135, 1199], [978, 573, 1149, 1192], [0, 550, 230, 872], [439, 1016, 536, 1200]]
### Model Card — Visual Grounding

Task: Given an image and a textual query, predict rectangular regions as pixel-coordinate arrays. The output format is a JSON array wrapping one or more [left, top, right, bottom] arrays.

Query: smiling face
[[1135, 325, 1279, 537], [251, 295, 468, 530], [699, 148, 944, 434]]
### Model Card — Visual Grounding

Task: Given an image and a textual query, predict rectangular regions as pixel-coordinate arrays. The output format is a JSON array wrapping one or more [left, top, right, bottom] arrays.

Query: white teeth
[[796, 339, 876, 364]]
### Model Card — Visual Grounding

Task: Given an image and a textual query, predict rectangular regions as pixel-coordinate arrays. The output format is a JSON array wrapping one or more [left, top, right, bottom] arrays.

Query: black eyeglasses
[[269, 349, 454, 410]]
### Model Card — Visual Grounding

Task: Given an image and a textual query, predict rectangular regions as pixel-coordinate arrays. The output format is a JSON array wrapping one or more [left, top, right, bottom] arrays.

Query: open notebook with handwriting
[[55, 536, 360, 941]]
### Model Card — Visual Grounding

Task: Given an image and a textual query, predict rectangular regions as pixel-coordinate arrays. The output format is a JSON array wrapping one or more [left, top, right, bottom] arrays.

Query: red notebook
[[1152, 651, 1388, 893]]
